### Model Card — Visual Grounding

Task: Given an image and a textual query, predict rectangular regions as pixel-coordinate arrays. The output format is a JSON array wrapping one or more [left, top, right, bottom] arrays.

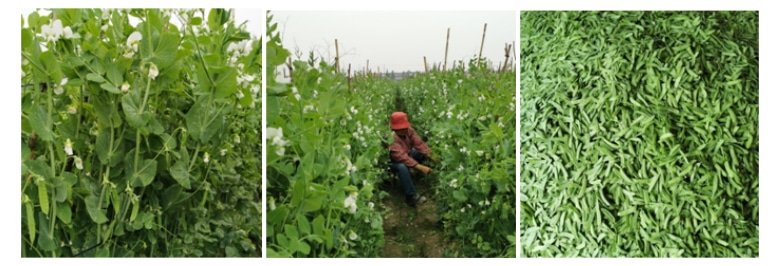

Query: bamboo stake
[[478, 23, 487, 68], [424, 56, 429, 74], [335, 39, 340, 73], [286, 57, 294, 83], [502, 43, 511, 74], [348, 64, 352, 92], [444, 28, 450, 72]]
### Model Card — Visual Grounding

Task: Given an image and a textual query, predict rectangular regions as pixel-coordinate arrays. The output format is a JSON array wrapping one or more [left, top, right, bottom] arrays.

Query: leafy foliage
[[21, 8, 262, 257]]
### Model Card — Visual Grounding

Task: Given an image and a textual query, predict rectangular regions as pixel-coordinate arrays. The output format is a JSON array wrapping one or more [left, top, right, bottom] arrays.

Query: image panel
[[266, 10, 516, 258], [519, 11, 758, 257], [21, 8, 263, 257]]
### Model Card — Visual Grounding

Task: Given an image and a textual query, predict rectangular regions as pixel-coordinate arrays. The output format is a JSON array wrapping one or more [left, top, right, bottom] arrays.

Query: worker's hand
[[426, 153, 439, 164], [414, 164, 433, 175]]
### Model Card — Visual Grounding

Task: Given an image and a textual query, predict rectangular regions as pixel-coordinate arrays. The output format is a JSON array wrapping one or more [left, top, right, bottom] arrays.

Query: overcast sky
[[270, 11, 516, 74]]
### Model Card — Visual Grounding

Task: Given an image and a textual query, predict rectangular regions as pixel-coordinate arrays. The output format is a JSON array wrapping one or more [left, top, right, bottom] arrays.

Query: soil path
[[379, 172, 448, 257]]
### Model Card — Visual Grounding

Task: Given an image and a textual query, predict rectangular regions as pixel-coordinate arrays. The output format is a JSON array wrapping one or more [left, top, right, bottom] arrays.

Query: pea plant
[[395, 60, 517, 258], [266, 12, 389, 258], [520, 11, 758, 257], [21, 9, 262, 257], [266, 12, 515, 258]]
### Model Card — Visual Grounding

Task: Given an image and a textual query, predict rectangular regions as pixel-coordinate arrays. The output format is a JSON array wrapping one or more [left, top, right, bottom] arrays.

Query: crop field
[[266, 12, 516, 258], [519, 11, 758, 257], [21, 9, 262, 257]]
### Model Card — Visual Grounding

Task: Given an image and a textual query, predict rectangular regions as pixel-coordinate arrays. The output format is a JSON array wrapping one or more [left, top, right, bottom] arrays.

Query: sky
[[270, 11, 516, 75]]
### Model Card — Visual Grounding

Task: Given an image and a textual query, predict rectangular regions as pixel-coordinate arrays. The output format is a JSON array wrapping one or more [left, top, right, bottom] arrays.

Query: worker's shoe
[[406, 194, 427, 206]]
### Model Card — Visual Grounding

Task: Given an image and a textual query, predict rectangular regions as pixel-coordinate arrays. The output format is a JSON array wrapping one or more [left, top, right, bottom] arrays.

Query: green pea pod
[[37, 180, 49, 215]]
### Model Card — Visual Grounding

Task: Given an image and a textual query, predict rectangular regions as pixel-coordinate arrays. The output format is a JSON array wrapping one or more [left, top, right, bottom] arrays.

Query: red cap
[[390, 112, 411, 130]]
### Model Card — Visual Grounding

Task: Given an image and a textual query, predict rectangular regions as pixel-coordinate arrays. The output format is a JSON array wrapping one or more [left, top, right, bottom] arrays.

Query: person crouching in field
[[388, 112, 438, 206]]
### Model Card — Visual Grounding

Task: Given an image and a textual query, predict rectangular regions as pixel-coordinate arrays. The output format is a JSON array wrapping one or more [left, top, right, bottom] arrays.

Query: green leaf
[[85, 195, 109, 224], [37, 212, 56, 251], [225, 246, 239, 257], [96, 130, 111, 165], [100, 83, 121, 94], [297, 214, 311, 236], [292, 180, 304, 206], [190, 16, 202, 25], [29, 106, 53, 142], [122, 93, 150, 128], [453, 190, 468, 202], [169, 160, 191, 189], [87, 73, 107, 83], [56, 201, 72, 224], [54, 179, 69, 202], [107, 64, 123, 86], [131, 159, 158, 187], [26, 159, 54, 180], [312, 215, 325, 237], [213, 68, 238, 98]]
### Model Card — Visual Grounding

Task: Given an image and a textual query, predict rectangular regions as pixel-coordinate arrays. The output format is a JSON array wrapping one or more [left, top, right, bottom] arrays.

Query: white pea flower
[[449, 179, 458, 188], [234, 134, 241, 144], [481, 210, 486, 215], [313, 90, 319, 98], [368, 202, 375, 211], [67, 105, 78, 114], [54, 78, 68, 95], [64, 138, 73, 156], [498, 121, 505, 128], [478, 94, 486, 102], [343, 192, 358, 214], [63, 27, 74, 39], [41, 20, 63, 43], [121, 81, 130, 92], [124, 31, 140, 48], [148, 63, 159, 80], [101, 25, 108, 32], [74, 156, 83, 170], [101, 9, 111, 20], [461, 208, 466, 213], [350, 106, 358, 115], [485, 199, 491, 206], [203, 152, 210, 163], [269, 197, 276, 211], [479, 200, 484, 206], [460, 147, 467, 153], [303, 105, 315, 113], [458, 79, 463, 84], [220, 149, 227, 156], [344, 144, 351, 150], [447, 111, 453, 119], [478, 116, 486, 121], [348, 230, 358, 241], [267, 127, 289, 156], [236, 90, 244, 99], [476, 150, 484, 156], [458, 164, 464, 172]]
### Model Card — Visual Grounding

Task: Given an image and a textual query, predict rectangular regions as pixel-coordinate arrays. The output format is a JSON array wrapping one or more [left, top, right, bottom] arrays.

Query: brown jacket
[[389, 127, 431, 167]]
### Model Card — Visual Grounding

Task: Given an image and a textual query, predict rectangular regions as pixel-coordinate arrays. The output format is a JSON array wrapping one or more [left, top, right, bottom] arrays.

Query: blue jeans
[[391, 148, 425, 196]]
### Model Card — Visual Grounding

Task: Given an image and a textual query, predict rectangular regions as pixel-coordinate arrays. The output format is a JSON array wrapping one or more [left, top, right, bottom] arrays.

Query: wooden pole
[[512, 41, 517, 71], [502, 43, 511, 74], [444, 28, 450, 72], [478, 23, 487, 68], [366, 59, 370, 77], [424, 56, 429, 74], [286, 57, 294, 83], [348, 64, 352, 92], [335, 39, 340, 73]]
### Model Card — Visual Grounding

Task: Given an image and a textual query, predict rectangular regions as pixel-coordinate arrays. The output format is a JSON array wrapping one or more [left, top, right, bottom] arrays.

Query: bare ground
[[379, 172, 448, 258]]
